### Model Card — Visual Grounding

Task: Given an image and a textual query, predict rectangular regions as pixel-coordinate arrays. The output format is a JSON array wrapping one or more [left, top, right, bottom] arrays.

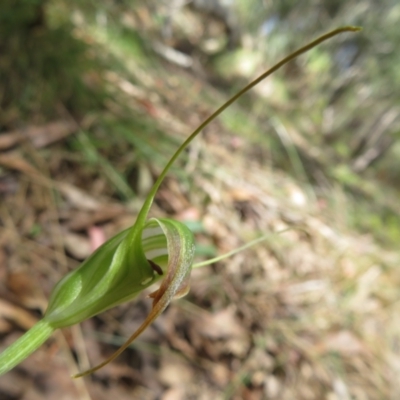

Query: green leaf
[[74, 217, 195, 377]]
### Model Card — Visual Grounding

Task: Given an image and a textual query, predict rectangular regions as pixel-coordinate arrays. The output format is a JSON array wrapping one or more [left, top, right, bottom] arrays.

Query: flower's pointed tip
[[344, 25, 362, 32], [72, 371, 85, 379], [72, 367, 99, 379]]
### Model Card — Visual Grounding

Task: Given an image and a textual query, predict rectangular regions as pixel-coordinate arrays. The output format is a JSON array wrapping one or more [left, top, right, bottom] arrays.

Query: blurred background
[[1, 1, 400, 399]]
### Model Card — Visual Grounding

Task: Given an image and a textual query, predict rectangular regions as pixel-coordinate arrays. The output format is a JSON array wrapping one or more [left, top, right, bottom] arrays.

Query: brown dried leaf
[[6, 271, 46, 310], [161, 387, 186, 400], [318, 330, 366, 356], [195, 306, 246, 340], [0, 299, 38, 330], [0, 120, 76, 150], [67, 204, 125, 231], [63, 231, 92, 260], [0, 153, 41, 177], [57, 182, 101, 211], [0, 133, 20, 150], [158, 357, 194, 387]]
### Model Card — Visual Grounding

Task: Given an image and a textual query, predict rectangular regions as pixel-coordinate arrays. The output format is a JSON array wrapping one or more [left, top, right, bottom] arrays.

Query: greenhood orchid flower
[[0, 26, 361, 378]]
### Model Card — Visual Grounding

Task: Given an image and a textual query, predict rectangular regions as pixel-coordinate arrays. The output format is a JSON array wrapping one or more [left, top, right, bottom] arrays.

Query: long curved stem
[[193, 230, 288, 268], [135, 26, 361, 226]]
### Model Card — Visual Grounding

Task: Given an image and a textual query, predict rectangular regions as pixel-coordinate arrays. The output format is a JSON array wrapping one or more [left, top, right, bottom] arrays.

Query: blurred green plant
[[191, 2, 399, 245], [0, 0, 103, 120], [0, 26, 360, 379]]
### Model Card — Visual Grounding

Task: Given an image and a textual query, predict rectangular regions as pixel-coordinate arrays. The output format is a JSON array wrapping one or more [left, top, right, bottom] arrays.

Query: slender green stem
[[0, 320, 55, 375], [193, 229, 292, 268], [135, 26, 361, 227]]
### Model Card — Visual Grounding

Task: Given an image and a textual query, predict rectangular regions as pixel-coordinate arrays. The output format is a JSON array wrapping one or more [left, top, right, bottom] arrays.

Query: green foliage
[[0, 0, 44, 35], [0, 1, 103, 120]]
